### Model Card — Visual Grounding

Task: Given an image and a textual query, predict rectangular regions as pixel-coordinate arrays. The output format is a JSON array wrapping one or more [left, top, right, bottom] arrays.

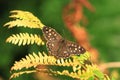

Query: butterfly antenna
[[62, 29, 65, 38], [62, 28, 69, 39]]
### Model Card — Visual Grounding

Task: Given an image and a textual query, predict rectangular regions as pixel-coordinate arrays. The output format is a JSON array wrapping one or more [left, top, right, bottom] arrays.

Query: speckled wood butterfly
[[42, 26, 86, 59]]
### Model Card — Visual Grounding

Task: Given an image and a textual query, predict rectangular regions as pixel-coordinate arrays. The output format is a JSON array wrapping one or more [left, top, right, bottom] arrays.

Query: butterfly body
[[42, 26, 86, 59]]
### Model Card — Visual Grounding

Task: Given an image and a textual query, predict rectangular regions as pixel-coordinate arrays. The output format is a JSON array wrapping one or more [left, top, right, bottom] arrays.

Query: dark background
[[0, 0, 120, 80]]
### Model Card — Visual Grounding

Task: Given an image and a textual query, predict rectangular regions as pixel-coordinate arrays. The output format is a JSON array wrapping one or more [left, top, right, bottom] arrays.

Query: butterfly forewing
[[42, 26, 62, 41], [42, 26, 63, 56]]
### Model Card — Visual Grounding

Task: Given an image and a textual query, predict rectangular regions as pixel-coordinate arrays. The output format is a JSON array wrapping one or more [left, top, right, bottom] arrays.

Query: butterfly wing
[[42, 26, 63, 56], [56, 40, 86, 58], [66, 40, 86, 55], [42, 26, 62, 41]]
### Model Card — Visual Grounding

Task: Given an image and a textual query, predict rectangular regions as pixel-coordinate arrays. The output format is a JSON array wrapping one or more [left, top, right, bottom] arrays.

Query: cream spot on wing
[[49, 38, 51, 40], [46, 31, 48, 33], [69, 47, 72, 50], [74, 45, 77, 47], [79, 49, 81, 52], [78, 46, 81, 49], [81, 48, 84, 51], [75, 48, 77, 50], [52, 31, 54, 34], [73, 50, 76, 53], [64, 51, 67, 53], [54, 34, 57, 36], [51, 44, 54, 47], [71, 44, 74, 46], [48, 35, 50, 38], [49, 33, 51, 35], [49, 29, 52, 32]]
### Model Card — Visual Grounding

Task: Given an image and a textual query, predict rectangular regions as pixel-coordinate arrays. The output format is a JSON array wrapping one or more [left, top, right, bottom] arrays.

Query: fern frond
[[6, 33, 44, 46], [4, 19, 43, 29], [11, 52, 52, 71], [11, 52, 86, 71], [50, 64, 105, 80], [4, 10, 44, 29], [10, 51, 90, 79], [10, 70, 36, 80], [50, 69, 81, 79], [72, 51, 90, 64], [10, 10, 40, 22]]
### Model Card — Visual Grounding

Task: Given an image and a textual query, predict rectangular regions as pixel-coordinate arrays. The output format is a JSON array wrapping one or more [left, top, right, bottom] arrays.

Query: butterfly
[[42, 26, 86, 59]]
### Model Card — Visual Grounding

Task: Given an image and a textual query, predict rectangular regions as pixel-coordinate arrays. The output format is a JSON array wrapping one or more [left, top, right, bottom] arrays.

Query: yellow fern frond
[[11, 52, 53, 71], [11, 52, 85, 71], [4, 10, 44, 29], [72, 51, 90, 64], [80, 65, 98, 79], [6, 33, 44, 46], [10, 70, 36, 80], [50, 64, 104, 80], [4, 19, 43, 29], [50, 69, 81, 79], [10, 52, 83, 79], [10, 10, 40, 22], [10, 51, 101, 79]]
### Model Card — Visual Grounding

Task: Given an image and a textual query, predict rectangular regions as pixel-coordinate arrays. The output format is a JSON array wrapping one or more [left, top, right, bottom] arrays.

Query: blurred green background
[[0, 0, 120, 80]]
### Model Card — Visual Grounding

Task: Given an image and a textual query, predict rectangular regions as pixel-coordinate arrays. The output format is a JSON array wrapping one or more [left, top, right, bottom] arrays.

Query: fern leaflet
[[4, 10, 44, 29], [6, 33, 44, 46]]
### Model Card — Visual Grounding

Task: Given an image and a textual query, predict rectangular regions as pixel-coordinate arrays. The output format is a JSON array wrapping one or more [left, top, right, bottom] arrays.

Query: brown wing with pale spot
[[66, 40, 86, 55], [56, 40, 86, 58], [42, 26, 63, 56], [42, 26, 62, 41]]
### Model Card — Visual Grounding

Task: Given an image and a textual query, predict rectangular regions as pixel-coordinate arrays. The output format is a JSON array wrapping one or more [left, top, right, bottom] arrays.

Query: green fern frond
[[10, 70, 36, 80], [4, 10, 44, 29], [6, 33, 44, 46]]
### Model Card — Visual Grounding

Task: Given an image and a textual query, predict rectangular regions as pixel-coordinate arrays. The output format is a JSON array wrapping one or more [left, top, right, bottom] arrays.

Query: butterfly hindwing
[[66, 40, 86, 55]]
